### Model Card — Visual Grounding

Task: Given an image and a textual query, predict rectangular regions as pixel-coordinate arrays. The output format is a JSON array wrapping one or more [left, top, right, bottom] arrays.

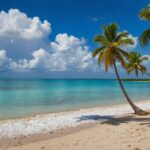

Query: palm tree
[[92, 23, 149, 115], [126, 51, 149, 77], [139, 4, 150, 46]]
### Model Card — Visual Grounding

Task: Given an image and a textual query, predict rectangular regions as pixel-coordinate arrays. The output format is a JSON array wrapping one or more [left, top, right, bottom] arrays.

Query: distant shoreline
[[122, 79, 150, 82]]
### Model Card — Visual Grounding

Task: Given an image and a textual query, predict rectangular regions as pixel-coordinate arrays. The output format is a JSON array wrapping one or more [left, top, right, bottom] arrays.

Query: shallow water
[[0, 79, 150, 119]]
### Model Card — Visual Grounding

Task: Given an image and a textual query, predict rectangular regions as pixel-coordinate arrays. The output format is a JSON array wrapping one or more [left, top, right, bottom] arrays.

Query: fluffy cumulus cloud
[[49, 34, 96, 71], [0, 9, 138, 73], [10, 34, 97, 71], [0, 9, 51, 40], [0, 9, 51, 59]]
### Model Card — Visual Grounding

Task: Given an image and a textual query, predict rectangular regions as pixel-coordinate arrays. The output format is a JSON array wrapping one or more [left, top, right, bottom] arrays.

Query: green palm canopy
[[139, 4, 150, 46], [139, 4, 150, 20], [92, 23, 133, 71], [126, 51, 149, 77]]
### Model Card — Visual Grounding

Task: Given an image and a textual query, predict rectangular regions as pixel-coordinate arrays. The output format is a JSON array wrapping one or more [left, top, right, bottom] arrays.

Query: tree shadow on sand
[[77, 115, 113, 121], [77, 114, 150, 126]]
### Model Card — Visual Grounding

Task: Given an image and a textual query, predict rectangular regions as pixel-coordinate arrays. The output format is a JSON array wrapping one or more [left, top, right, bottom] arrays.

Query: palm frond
[[94, 35, 109, 45], [138, 65, 147, 74], [139, 4, 150, 20], [140, 28, 150, 46], [92, 46, 106, 57], [115, 32, 129, 41], [98, 51, 105, 65], [108, 23, 119, 41], [140, 56, 149, 62], [117, 48, 129, 58], [118, 38, 134, 46], [126, 65, 135, 74], [104, 48, 114, 72], [102, 25, 112, 42], [114, 51, 126, 68]]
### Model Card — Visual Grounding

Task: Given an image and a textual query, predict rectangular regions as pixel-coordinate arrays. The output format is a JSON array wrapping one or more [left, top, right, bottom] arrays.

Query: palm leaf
[[139, 4, 150, 20], [98, 51, 105, 65], [108, 23, 119, 41], [117, 48, 129, 58], [140, 28, 150, 46], [127, 66, 135, 74], [138, 65, 147, 74], [140, 56, 149, 62], [115, 32, 129, 41], [118, 38, 134, 46], [102, 25, 112, 42], [94, 35, 108, 45], [114, 51, 126, 68], [104, 48, 114, 72], [92, 46, 106, 57]]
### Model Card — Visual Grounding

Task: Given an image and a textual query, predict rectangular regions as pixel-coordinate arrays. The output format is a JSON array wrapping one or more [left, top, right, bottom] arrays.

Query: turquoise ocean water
[[0, 79, 150, 119]]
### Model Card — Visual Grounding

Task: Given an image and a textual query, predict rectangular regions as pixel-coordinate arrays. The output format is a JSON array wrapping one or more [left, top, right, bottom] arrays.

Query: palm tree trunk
[[113, 61, 149, 115]]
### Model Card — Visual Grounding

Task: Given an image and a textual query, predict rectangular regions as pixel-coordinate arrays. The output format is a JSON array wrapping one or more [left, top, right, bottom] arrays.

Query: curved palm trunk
[[113, 61, 149, 115]]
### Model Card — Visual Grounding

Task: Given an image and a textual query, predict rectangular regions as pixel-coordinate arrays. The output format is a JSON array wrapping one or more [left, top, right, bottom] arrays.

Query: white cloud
[[10, 34, 98, 71], [10, 49, 49, 71], [50, 33, 97, 71], [0, 50, 11, 70], [0, 9, 51, 40], [0, 9, 51, 59], [127, 34, 138, 49]]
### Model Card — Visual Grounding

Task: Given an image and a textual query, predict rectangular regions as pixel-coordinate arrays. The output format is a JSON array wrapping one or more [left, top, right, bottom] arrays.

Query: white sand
[[7, 114, 150, 150], [0, 100, 150, 139]]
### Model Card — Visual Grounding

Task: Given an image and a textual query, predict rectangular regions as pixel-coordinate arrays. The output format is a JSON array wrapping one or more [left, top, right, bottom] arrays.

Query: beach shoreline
[[1, 99, 150, 121], [5, 114, 150, 150], [0, 100, 150, 149]]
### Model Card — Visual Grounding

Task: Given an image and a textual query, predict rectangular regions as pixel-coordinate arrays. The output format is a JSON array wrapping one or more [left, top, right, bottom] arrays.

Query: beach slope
[[6, 114, 150, 150]]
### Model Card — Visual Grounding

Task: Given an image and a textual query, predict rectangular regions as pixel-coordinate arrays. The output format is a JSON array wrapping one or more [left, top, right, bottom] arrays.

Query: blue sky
[[0, 0, 149, 78]]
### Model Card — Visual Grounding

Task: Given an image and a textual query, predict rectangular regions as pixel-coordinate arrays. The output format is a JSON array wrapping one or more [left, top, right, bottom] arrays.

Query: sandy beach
[[5, 115, 150, 150], [0, 100, 150, 150]]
